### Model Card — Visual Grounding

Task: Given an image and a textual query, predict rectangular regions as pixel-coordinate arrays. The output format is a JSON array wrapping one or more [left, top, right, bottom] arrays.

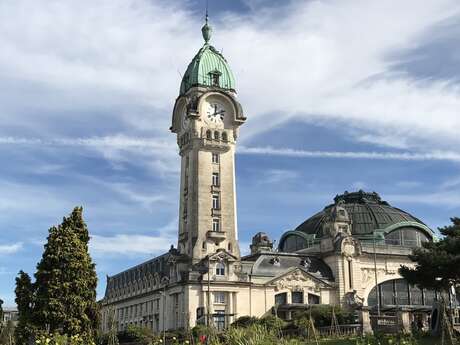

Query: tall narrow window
[[212, 173, 220, 186], [211, 73, 220, 86], [206, 130, 212, 140], [348, 260, 353, 289], [213, 310, 226, 331], [214, 291, 226, 304], [214, 131, 220, 140], [292, 291, 304, 304], [222, 132, 228, 141], [212, 153, 220, 164], [212, 218, 220, 232], [215, 262, 225, 276], [275, 293, 287, 305], [212, 194, 220, 210]]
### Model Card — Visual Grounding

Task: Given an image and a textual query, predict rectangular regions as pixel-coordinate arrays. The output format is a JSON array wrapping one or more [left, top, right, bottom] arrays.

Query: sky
[[1, 0, 460, 307]]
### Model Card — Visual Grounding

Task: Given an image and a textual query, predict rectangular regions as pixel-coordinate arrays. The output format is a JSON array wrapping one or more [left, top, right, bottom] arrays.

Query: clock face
[[181, 110, 189, 131], [206, 101, 226, 124]]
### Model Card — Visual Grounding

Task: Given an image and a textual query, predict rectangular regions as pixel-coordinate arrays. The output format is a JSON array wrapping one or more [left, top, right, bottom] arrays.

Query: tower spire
[[201, 0, 212, 43]]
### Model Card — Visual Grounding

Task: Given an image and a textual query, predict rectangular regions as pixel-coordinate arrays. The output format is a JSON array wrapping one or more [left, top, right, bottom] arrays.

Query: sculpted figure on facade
[[345, 290, 364, 308]]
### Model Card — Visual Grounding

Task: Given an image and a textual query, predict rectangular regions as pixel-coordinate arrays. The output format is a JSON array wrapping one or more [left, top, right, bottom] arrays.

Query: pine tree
[[0, 298, 4, 326], [400, 217, 460, 291], [14, 270, 34, 345], [33, 207, 98, 341]]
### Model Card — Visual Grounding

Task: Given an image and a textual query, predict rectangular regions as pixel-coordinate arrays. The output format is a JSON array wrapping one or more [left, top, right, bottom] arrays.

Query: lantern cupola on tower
[[180, 18, 236, 95]]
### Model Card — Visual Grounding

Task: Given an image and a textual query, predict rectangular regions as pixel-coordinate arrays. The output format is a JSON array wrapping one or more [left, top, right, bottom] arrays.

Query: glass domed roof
[[278, 191, 435, 253], [295, 190, 432, 237]]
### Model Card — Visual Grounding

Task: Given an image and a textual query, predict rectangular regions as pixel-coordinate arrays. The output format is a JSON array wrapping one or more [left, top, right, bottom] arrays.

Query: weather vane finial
[[201, 0, 212, 43]]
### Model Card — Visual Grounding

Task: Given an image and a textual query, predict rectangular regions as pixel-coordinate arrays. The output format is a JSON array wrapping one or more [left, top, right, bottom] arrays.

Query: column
[[360, 309, 373, 335], [397, 309, 411, 333], [228, 292, 234, 326]]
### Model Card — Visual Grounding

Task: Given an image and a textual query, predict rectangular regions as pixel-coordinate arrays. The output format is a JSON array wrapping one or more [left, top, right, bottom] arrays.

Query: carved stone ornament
[[273, 269, 319, 292], [361, 267, 397, 287], [340, 236, 362, 258]]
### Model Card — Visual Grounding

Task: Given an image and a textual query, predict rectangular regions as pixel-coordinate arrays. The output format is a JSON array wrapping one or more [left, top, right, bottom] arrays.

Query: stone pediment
[[207, 249, 238, 263], [266, 267, 332, 292]]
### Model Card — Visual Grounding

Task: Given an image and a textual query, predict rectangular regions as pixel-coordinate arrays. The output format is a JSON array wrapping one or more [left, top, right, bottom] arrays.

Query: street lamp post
[[373, 233, 381, 316], [207, 256, 211, 328]]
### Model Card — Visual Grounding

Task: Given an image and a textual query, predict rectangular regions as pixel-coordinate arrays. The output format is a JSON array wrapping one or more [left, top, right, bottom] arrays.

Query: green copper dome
[[180, 22, 236, 95]]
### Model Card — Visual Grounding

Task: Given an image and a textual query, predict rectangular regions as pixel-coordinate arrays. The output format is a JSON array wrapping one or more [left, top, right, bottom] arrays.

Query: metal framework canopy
[[278, 190, 435, 252], [367, 278, 440, 308]]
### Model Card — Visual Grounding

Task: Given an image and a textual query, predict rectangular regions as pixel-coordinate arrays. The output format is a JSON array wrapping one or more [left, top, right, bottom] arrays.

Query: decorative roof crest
[[201, 0, 212, 43]]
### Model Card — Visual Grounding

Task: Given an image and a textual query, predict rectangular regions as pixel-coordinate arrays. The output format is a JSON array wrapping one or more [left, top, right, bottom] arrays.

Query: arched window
[[228, 243, 232, 252], [281, 235, 307, 252], [214, 131, 220, 140], [222, 132, 228, 141], [202, 241, 206, 250], [385, 228, 431, 247], [367, 278, 436, 307], [206, 130, 212, 140], [215, 262, 225, 276]]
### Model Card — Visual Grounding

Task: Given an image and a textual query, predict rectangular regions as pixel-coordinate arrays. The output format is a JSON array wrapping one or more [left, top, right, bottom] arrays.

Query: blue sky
[[1, 0, 460, 306]]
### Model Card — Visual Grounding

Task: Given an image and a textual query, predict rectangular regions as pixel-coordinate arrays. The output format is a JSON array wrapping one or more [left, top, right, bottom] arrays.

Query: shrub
[[33, 333, 96, 345], [117, 325, 157, 345], [258, 316, 286, 330], [191, 324, 219, 344], [231, 316, 259, 328], [293, 305, 355, 328]]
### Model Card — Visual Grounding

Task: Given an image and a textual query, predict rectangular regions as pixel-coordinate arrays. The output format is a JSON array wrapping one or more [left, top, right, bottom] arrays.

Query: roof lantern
[[179, 14, 236, 95]]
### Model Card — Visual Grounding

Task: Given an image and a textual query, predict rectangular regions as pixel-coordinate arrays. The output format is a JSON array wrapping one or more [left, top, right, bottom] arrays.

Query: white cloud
[[238, 146, 460, 162], [4, 136, 460, 163], [351, 181, 368, 190], [260, 169, 299, 184], [0, 0, 459, 159], [0, 242, 23, 255], [0, 135, 174, 150], [90, 234, 175, 256]]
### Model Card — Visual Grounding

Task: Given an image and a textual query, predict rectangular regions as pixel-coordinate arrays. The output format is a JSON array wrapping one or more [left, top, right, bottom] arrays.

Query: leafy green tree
[[33, 207, 98, 342], [14, 271, 34, 344], [400, 218, 460, 292]]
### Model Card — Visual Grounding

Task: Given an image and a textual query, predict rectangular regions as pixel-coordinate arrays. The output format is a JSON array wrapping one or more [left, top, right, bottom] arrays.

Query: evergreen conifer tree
[[14, 270, 34, 345], [0, 298, 4, 326], [33, 207, 98, 341]]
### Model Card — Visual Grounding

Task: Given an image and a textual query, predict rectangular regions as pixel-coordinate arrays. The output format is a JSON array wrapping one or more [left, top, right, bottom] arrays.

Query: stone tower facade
[[170, 20, 246, 262]]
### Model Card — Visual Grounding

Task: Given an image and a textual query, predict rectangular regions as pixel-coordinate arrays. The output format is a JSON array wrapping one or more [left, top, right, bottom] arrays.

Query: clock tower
[[171, 18, 246, 262]]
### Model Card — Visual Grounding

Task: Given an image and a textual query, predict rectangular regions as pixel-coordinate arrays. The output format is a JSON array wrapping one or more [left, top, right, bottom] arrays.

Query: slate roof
[[104, 252, 171, 296], [244, 253, 334, 282]]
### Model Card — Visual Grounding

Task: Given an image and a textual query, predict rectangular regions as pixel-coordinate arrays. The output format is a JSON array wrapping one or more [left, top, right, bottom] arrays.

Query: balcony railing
[[207, 231, 226, 242]]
